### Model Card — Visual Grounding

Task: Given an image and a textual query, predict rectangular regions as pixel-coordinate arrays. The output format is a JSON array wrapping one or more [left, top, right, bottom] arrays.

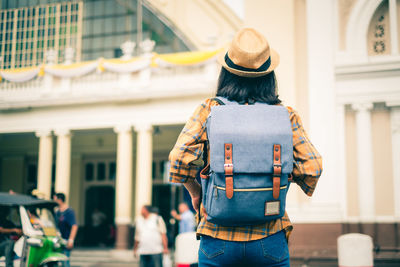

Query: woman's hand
[[191, 195, 201, 213], [183, 179, 202, 213]]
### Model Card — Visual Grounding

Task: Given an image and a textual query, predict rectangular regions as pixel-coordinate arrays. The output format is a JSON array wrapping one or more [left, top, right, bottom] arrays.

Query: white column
[[352, 103, 374, 221], [336, 104, 347, 219], [114, 125, 134, 225], [306, 0, 337, 204], [36, 130, 53, 200], [134, 123, 153, 219], [390, 107, 400, 219], [114, 125, 134, 250], [55, 129, 71, 202]]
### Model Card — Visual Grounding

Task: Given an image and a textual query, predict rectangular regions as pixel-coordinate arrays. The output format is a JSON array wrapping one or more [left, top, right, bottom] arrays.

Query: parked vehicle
[[0, 192, 68, 267]]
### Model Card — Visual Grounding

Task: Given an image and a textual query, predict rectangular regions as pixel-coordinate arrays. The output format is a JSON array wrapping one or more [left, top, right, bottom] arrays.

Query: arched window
[[81, 0, 191, 61], [0, 0, 191, 69], [367, 0, 390, 55], [367, 0, 400, 56]]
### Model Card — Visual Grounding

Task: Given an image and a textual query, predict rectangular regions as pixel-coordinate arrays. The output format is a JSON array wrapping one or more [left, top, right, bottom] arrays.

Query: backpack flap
[[208, 104, 293, 175]]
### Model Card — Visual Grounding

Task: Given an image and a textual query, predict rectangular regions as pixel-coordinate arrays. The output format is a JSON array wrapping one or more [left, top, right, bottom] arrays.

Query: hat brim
[[217, 48, 280, 78]]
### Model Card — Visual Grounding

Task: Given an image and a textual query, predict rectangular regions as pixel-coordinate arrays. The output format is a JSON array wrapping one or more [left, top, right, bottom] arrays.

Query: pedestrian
[[169, 28, 322, 266], [0, 207, 22, 267], [91, 208, 106, 246], [133, 205, 169, 267], [170, 202, 195, 234], [53, 193, 78, 267]]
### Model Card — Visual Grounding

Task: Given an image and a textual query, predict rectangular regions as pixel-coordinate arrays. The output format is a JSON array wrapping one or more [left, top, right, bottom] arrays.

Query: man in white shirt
[[133, 205, 169, 267]]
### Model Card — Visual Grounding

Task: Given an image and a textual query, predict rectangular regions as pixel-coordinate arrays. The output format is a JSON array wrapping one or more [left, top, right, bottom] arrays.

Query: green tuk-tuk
[[0, 192, 68, 267]]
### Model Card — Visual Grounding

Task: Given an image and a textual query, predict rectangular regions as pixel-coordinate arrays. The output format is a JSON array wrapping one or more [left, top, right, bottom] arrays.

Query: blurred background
[[0, 0, 399, 266]]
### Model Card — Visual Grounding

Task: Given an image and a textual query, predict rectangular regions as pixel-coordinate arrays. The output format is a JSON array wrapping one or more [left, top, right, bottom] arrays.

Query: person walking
[[53, 193, 78, 267], [91, 208, 106, 246], [169, 28, 323, 266], [133, 205, 169, 267], [171, 202, 195, 234]]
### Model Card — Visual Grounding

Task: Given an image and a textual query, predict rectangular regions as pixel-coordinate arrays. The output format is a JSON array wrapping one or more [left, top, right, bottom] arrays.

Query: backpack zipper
[[214, 185, 287, 192], [214, 185, 218, 198]]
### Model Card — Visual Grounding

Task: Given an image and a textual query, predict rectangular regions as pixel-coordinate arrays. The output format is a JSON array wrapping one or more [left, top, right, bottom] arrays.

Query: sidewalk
[[70, 248, 139, 267]]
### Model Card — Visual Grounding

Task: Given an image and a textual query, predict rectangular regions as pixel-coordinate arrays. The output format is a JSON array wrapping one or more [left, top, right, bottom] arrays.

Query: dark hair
[[150, 206, 159, 214], [143, 205, 152, 213], [216, 68, 281, 105], [55, 193, 66, 202]]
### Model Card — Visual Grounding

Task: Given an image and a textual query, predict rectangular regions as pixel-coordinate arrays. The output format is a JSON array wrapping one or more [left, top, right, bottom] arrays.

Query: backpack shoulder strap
[[211, 97, 243, 106], [201, 97, 226, 179], [211, 97, 226, 105]]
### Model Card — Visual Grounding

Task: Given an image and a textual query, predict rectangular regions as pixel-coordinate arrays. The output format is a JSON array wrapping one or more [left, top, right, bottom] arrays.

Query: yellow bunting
[[97, 58, 105, 72], [0, 66, 39, 74], [45, 60, 98, 70], [1, 48, 224, 82], [154, 49, 223, 66], [103, 57, 141, 64], [0, 66, 41, 82], [38, 66, 45, 77]]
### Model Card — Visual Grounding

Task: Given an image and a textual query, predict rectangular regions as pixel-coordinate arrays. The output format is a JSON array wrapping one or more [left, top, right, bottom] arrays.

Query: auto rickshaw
[[0, 192, 68, 267]]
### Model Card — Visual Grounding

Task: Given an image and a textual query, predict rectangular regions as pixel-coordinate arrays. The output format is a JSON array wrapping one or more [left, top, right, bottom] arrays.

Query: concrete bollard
[[337, 233, 374, 267], [175, 232, 200, 267]]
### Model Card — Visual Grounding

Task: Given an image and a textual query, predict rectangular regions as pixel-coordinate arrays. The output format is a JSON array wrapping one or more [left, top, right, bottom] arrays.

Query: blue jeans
[[63, 249, 71, 267], [198, 231, 290, 267], [140, 253, 162, 267]]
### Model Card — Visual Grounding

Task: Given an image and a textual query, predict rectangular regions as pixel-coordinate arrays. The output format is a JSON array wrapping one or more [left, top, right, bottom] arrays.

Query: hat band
[[225, 53, 271, 72]]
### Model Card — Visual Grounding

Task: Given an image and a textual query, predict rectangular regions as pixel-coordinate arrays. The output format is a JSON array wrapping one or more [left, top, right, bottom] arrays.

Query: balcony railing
[[0, 41, 220, 109]]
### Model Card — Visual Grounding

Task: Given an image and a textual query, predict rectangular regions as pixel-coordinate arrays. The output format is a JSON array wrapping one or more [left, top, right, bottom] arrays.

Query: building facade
[[0, 0, 399, 255]]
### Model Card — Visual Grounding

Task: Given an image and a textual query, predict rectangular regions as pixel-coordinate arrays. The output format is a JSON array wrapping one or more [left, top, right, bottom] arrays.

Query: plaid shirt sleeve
[[288, 107, 323, 196], [169, 98, 218, 183]]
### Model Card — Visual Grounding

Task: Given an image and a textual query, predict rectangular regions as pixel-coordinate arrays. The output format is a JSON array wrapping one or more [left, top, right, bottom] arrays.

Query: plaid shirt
[[169, 98, 322, 241]]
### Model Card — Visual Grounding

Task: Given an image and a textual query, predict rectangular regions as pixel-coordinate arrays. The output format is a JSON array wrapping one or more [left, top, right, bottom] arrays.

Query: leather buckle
[[273, 163, 282, 177], [273, 163, 282, 168], [224, 163, 233, 176]]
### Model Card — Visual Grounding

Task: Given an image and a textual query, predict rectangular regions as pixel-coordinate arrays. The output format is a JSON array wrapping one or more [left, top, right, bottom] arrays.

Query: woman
[[169, 28, 322, 267]]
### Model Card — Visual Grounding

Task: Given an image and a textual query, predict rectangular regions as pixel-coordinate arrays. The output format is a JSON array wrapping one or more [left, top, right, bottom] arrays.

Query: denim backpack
[[200, 97, 293, 226]]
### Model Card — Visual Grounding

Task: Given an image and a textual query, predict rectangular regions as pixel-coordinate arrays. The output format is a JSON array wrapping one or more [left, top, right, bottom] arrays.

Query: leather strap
[[273, 144, 282, 200], [211, 97, 226, 106], [224, 143, 233, 199], [200, 163, 210, 179], [225, 177, 233, 199], [288, 173, 293, 182]]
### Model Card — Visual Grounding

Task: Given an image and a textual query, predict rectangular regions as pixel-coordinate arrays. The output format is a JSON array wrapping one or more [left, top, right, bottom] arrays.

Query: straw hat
[[218, 28, 279, 77]]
